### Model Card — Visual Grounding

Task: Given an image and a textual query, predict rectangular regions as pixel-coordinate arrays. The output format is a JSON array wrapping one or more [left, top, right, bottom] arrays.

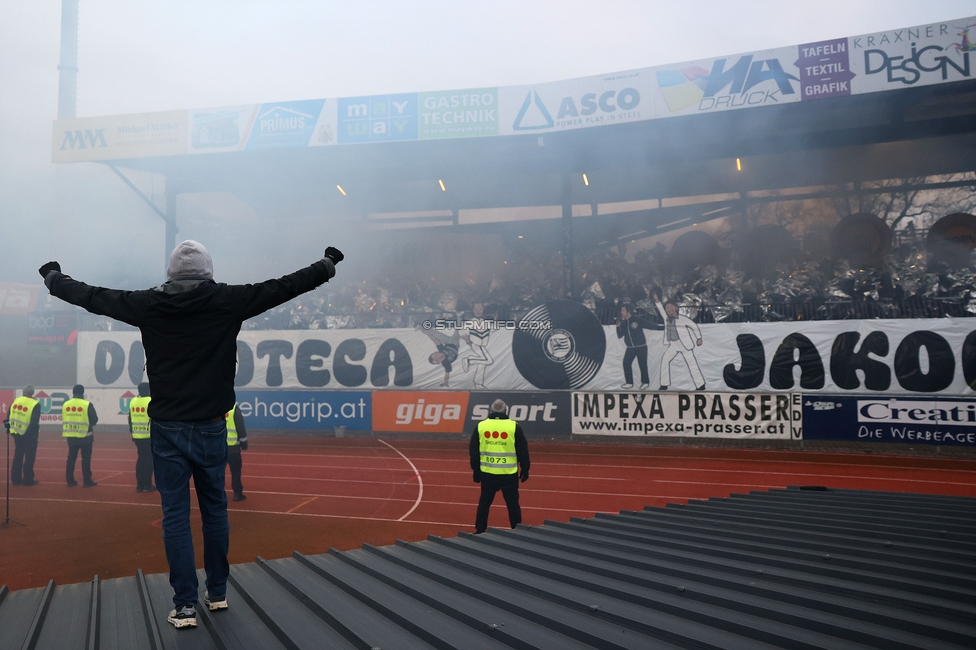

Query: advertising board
[[803, 395, 976, 446], [235, 390, 370, 430], [372, 391, 470, 434], [573, 391, 801, 439], [465, 391, 571, 438]]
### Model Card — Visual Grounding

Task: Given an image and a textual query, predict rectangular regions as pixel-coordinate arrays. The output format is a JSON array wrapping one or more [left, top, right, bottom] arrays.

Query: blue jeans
[[151, 419, 229, 608]]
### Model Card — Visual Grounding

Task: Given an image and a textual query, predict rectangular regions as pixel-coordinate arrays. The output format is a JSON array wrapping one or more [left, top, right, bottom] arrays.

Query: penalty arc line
[[378, 439, 424, 521]]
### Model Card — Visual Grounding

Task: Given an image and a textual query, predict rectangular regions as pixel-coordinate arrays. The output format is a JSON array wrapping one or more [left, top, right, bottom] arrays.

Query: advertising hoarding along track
[[804, 394, 976, 446], [573, 391, 801, 439]]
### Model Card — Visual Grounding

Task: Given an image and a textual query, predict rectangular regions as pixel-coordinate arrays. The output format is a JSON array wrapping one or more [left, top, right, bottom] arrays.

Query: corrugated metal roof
[[2, 487, 974, 649]]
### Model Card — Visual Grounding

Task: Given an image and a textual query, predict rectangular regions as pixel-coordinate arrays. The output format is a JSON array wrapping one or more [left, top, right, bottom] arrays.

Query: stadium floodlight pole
[[164, 182, 179, 274], [57, 0, 80, 120], [2, 429, 26, 527], [561, 173, 576, 299]]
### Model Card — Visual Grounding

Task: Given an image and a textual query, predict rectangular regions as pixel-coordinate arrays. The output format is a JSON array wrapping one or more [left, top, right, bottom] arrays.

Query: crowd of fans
[[239, 223, 976, 330]]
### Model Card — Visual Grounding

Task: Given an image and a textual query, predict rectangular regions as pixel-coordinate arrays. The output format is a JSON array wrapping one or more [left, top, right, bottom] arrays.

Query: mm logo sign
[[60, 129, 107, 150]]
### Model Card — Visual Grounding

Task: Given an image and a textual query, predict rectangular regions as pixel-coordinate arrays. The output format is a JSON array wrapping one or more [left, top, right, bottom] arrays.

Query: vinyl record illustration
[[513, 300, 606, 389], [927, 212, 976, 267], [830, 213, 891, 268]]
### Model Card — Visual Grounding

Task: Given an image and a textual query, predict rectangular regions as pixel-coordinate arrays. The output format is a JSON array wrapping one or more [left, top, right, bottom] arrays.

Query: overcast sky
[[2, 0, 975, 285]]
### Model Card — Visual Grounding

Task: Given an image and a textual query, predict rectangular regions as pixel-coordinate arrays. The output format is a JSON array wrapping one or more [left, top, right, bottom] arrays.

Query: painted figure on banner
[[425, 328, 460, 387], [615, 304, 656, 390], [461, 302, 494, 390], [654, 293, 706, 391]]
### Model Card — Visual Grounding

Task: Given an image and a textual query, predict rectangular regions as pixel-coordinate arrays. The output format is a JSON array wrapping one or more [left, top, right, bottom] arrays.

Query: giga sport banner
[[572, 391, 802, 438], [77, 301, 976, 397]]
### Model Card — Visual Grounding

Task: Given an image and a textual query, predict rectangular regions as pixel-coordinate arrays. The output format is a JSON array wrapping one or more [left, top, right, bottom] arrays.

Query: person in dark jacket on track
[[224, 404, 248, 502], [40, 240, 344, 630], [7, 385, 41, 486], [469, 399, 529, 534]]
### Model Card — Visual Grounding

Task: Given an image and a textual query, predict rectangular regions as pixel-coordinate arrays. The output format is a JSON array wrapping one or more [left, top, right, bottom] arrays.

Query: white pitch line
[[378, 439, 424, 521]]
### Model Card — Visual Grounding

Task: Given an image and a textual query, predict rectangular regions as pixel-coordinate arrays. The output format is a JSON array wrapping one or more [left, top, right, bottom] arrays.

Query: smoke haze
[[1, 0, 974, 288]]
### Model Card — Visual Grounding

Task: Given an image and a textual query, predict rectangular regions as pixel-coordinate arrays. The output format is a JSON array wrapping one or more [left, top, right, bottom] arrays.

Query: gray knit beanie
[[166, 240, 213, 280]]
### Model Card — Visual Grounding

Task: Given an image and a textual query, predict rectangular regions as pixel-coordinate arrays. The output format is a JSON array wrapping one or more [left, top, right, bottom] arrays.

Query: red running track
[[3, 434, 976, 590], [6, 434, 975, 529]]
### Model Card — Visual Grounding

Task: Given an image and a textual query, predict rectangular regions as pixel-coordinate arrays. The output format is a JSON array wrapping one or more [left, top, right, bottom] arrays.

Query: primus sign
[[573, 391, 800, 439]]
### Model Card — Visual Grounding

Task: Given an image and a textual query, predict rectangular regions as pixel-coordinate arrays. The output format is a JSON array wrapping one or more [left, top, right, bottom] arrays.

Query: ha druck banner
[[572, 391, 801, 439], [803, 395, 976, 446]]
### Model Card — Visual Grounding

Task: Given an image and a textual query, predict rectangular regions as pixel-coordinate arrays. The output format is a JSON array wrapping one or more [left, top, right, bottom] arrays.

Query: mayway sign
[[803, 395, 976, 446], [573, 391, 801, 438]]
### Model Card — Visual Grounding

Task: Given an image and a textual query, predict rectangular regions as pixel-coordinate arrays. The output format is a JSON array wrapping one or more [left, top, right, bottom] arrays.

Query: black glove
[[520, 468, 529, 483], [324, 247, 344, 264], [39, 261, 61, 279], [240, 440, 248, 451], [473, 470, 481, 483]]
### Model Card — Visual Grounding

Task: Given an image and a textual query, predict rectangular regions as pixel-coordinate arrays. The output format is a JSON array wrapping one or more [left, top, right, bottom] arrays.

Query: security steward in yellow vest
[[63, 384, 98, 487], [6, 385, 42, 486], [129, 382, 156, 492], [225, 405, 248, 501], [468, 399, 530, 534]]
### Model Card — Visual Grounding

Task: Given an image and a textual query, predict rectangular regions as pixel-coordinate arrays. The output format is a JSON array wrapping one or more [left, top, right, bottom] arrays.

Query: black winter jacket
[[47, 260, 334, 421]]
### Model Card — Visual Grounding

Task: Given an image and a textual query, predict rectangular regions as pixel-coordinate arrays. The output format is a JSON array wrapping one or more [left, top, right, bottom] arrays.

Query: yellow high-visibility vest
[[129, 396, 151, 439], [225, 405, 238, 447], [477, 418, 518, 475], [9, 396, 39, 436], [62, 398, 91, 438]]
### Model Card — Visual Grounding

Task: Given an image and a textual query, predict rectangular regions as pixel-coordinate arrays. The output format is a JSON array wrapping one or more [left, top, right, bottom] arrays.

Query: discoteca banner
[[76, 303, 976, 396]]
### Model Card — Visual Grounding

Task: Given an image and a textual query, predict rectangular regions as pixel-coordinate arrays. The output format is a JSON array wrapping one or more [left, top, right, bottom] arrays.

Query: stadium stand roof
[[2, 487, 974, 649], [51, 17, 976, 256]]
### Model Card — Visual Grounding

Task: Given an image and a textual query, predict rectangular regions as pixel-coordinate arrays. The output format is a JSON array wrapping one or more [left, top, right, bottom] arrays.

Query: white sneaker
[[203, 590, 228, 611], [639, 383, 649, 390], [621, 383, 634, 389], [167, 605, 197, 628]]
